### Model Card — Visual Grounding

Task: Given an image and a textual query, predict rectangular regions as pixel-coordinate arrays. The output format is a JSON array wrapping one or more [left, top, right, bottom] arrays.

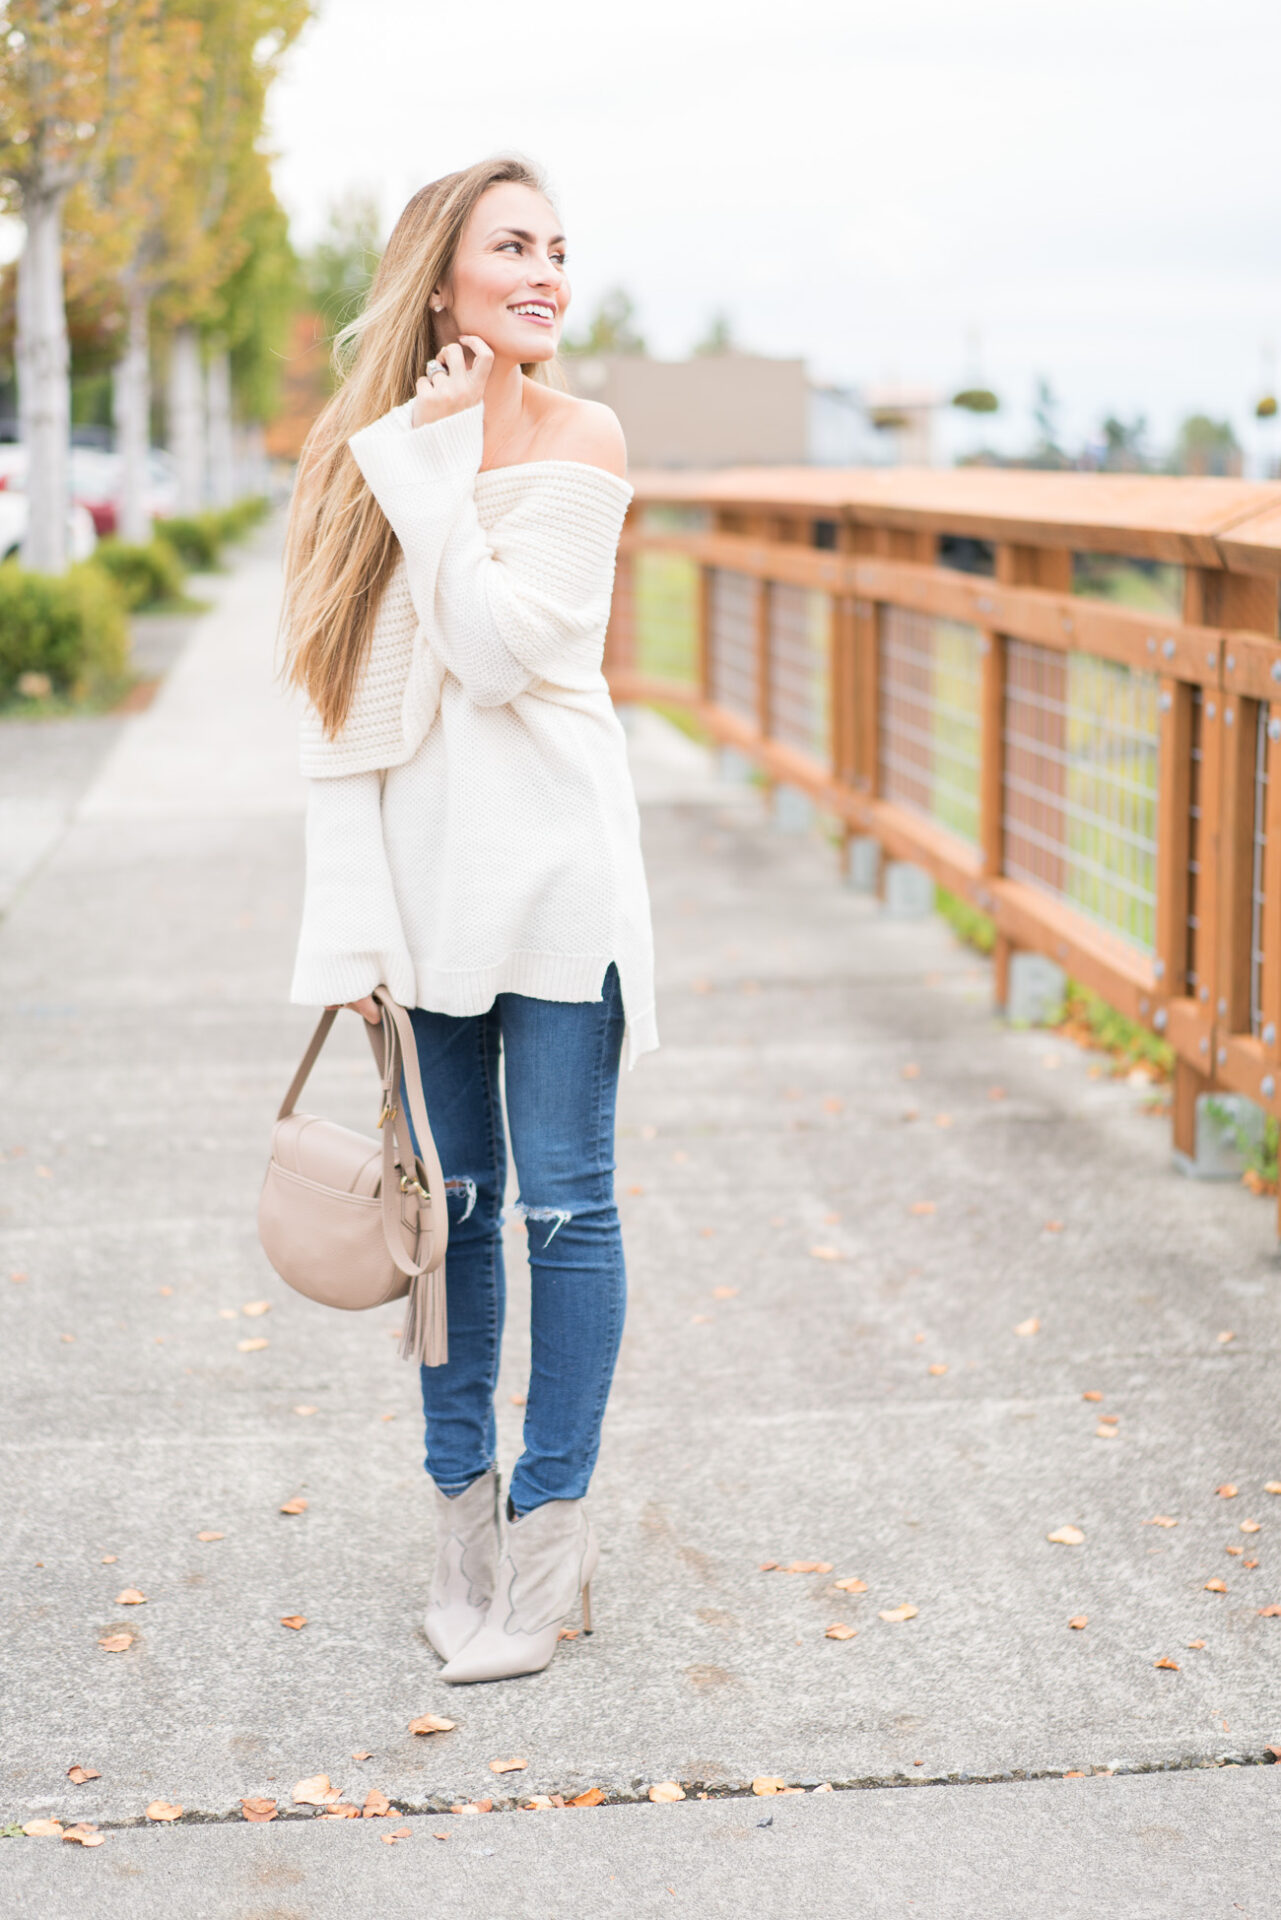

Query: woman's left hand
[[326, 996, 381, 1024]]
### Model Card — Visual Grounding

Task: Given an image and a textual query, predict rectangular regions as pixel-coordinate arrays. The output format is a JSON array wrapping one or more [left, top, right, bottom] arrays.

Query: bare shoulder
[[528, 386, 628, 478]]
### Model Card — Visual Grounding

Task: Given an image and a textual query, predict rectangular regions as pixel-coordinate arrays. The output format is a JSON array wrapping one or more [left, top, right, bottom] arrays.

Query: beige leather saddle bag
[[258, 986, 448, 1366]]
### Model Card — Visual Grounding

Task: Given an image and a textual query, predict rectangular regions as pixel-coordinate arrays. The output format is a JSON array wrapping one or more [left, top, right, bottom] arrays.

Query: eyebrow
[[486, 226, 567, 247]]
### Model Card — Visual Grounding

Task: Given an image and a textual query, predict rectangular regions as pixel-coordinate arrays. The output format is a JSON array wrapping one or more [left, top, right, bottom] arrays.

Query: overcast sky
[[270, 0, 1278, 465]]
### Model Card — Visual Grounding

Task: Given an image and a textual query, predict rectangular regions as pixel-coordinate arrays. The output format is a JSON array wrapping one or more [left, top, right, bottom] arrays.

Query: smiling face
[[434, 181, 569, 364]]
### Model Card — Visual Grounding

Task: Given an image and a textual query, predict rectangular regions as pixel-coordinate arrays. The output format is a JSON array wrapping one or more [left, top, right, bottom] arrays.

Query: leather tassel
[[398, 1261, 448, 1368]]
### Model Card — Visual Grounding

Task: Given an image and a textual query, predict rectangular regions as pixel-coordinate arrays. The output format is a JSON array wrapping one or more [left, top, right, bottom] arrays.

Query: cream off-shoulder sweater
[[289, 398, 658, 1067]]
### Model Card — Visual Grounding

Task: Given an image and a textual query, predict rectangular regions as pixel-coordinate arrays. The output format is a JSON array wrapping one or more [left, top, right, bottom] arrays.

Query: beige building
[[562, 351, 926, 468], [563, 352, 811, 468]]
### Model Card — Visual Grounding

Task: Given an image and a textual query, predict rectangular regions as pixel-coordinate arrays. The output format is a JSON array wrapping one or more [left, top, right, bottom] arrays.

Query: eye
[[497, 239, 522, 253]]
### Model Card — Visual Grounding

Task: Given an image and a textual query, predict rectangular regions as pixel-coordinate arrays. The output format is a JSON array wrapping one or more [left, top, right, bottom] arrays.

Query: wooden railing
[[603, 465, 1281, 1208]]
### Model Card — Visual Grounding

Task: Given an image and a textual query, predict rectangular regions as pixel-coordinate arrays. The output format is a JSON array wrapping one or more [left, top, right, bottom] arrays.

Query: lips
[[509, 303, 556, 324]]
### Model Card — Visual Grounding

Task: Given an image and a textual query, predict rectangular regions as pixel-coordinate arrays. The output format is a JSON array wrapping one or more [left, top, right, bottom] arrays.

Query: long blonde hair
[[283, 155, 563, 735]]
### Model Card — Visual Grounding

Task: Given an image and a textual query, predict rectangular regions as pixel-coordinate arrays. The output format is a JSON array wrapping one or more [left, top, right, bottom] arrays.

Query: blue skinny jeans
[[405, 963, 627, 1516]]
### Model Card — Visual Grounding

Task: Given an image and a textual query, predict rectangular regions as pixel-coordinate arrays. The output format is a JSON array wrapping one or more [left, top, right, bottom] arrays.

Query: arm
[[289, 772, 415, 1009], [349, 395, 632, 709]]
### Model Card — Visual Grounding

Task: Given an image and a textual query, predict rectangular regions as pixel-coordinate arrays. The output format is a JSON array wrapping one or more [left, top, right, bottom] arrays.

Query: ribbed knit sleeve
[[289, 770, 416, 1007]]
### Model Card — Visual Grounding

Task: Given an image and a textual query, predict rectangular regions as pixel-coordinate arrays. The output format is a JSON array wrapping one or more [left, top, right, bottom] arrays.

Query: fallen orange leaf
[[901, 1064, 920, 1079], [987, 1086, 1007, 1101], [61, 1824, 103, 1847], [294, 1405, 318, 1416], [1216, 1330, 1235, 1344], [98, 1633, 133, 1653], [237, 1337, 269, 1353], [1240, 1520, 1261, 1534], [557, 1627, 579, 1641], [1144, 1516, 1178, 1528], [910, 1201, 936, 1216], [408, 1715, 456, 1736], [351, 1750, 373, 1761], [809, 1246, 841, 1261], [1068, 1616, 1088, 1630], [1154, 1657, 1179, 1670], [570, 1787, 606, 1807], [1014, 1317, 1040, 1337], [114, 1589, 146, 1606], [784, 1560, 833, 1574], [280, 1615, 307, 1630], [759, 1560, 779, 1571], [67, 1764, 100, 1784], [1046, 1526, 1085, 1546], [648, 1781, 685, 1802], [1204, 1579, 1228, 1593], [196, 1531, 224, 1542], [145, 1801, 182, 1822], [382, 1827, 412, 1843], [1095, 1425, 1119, 1440], [293, 1776, 341, 1807], [1265, 1482, 1281, 1495], [22, 1820, 63, 1837], [1216, 1484, 1239, 1498], [362, 1790, 393, 1818], [1258, 1604, 1281, 1617], [242, 1301, 271, 1317], [1081, 1390, 1102, 1402], [241, 1797, 278, 1822], [1187, 1639, 1206, 1650], [1043, 1220, 1064, 1233], [833, 1577, 868, 1593], [927, 1362, 948, 1376], [713, 1286, 739, 1299], [878, 1603, 919, 1622], [825, 1623, 857, 1640], [751, 1777, 786, 1796], [489, 1758, 527, 1775], [279, 1499, 308, 1516], [319, 1805, 361, 1820]]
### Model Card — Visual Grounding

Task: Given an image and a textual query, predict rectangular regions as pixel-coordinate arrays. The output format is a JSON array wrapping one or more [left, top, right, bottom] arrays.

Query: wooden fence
[[603, 465, 1281, 1210]]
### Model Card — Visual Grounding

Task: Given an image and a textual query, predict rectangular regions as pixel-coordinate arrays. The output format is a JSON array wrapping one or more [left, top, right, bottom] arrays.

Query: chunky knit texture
[[290, 399, 658, 1067]]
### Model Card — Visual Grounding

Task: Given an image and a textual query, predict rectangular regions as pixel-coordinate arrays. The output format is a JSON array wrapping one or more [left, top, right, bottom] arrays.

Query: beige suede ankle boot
[[437, 1497, 598, 1684], [423, 1469, 501, 1663]]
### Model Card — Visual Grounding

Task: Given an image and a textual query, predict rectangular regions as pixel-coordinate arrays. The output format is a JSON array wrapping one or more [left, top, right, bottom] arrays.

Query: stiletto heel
[[581, 1580, 593, 1634], [439, 1499, 599, 1683]]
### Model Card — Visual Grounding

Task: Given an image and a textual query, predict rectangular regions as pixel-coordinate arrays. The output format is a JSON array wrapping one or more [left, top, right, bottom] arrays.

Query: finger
[[458, 334, 494, 363], [438, 342, 466, 374]]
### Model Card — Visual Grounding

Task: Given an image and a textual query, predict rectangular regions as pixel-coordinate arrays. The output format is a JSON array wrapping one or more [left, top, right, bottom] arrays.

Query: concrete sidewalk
[[1, 534, 1278, 1907]]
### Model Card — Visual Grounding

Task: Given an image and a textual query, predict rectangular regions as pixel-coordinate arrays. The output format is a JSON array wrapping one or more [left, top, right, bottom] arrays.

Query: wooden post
[[755, 575, 772, 744], [1155, 678, 1196, 999], [696, 565, 713, 705], [979, 624, 1008, 1004]]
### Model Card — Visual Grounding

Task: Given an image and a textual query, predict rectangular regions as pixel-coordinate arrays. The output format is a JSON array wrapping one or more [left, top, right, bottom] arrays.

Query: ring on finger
[[425, 359, 444, 378]]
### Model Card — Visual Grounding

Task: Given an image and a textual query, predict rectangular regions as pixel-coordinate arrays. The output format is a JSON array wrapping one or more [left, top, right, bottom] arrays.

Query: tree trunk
[[113, 282, 151, 545], [16, 184, 70, 573], [205, 346, 234, 507], [168, 325, 205, 514]]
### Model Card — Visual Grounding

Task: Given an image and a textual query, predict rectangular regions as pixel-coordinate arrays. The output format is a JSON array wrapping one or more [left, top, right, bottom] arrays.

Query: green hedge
[[154, 496, 271, 571], [0, 561, 130, 704], [92, 537, 186, 610], [154, 513, 223, 570]]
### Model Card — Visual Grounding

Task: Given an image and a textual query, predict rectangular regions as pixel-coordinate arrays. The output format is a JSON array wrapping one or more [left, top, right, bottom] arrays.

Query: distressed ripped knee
[[443, 1176, 478, 1221], [506, 1199, 573, 1245]]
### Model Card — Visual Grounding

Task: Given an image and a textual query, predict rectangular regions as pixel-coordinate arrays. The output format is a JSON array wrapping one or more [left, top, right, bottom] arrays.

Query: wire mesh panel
[[707, 569, 758, 723], [878, 608, 982, 846], [1186, 688, 1203, 996], [1250, 701, 1269, 1037], [633, 550, 700, 687], [1004, 641, 1159, 951], [768, 583, 831, 765]]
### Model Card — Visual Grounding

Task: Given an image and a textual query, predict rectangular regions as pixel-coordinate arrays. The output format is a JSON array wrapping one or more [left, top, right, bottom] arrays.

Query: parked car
[[0, 490, 98, 563], [0, 445, 178, 536]]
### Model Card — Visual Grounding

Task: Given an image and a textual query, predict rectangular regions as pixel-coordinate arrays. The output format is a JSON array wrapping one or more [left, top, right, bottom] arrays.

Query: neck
[[479, 353, 529, 458]]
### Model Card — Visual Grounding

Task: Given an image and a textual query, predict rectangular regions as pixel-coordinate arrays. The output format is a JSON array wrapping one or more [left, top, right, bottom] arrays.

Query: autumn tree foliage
[[0, 0, 307, 565]]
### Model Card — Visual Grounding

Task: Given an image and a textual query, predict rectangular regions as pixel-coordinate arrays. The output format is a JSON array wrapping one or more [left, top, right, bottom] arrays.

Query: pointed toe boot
[[423, 1468, 501, 1663], [438, 1497, 598, 1685]]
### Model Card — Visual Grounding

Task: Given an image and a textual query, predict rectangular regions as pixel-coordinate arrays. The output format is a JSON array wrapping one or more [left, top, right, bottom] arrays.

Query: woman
[[284, 155, 656, 1685]]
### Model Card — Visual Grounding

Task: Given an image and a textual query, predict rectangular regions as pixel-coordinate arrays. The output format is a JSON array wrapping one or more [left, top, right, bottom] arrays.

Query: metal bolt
[[1225, 706, 1234, 726], [1271, 718, 1281, 743], [1207, 651, 1217, 668], [1263, 1074, 1277, 1100], [1199, 1036, 1210, 1053], [1139, 997, 1149, 1015], [1273, 660, 1281, 683], [1158, 690, 1172, 712], [1217, 1046, 1228, 1066], [977, 596, 994, 614], [1206, 701, 1217, 719], [1200, 986, 1210, 1002], [1146, 636, 1157, 653], [977, 636, 990, 655], [1265, 1022, 1277, 1046], [1154, 958, 1166, 979], [1154, 1007, 1169, 1032], [1162, 637, 1176, 660], [1062, 616, 1073, 634], [1226, 653, 1236, 671], [1217, 997, 1228, 1017]]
